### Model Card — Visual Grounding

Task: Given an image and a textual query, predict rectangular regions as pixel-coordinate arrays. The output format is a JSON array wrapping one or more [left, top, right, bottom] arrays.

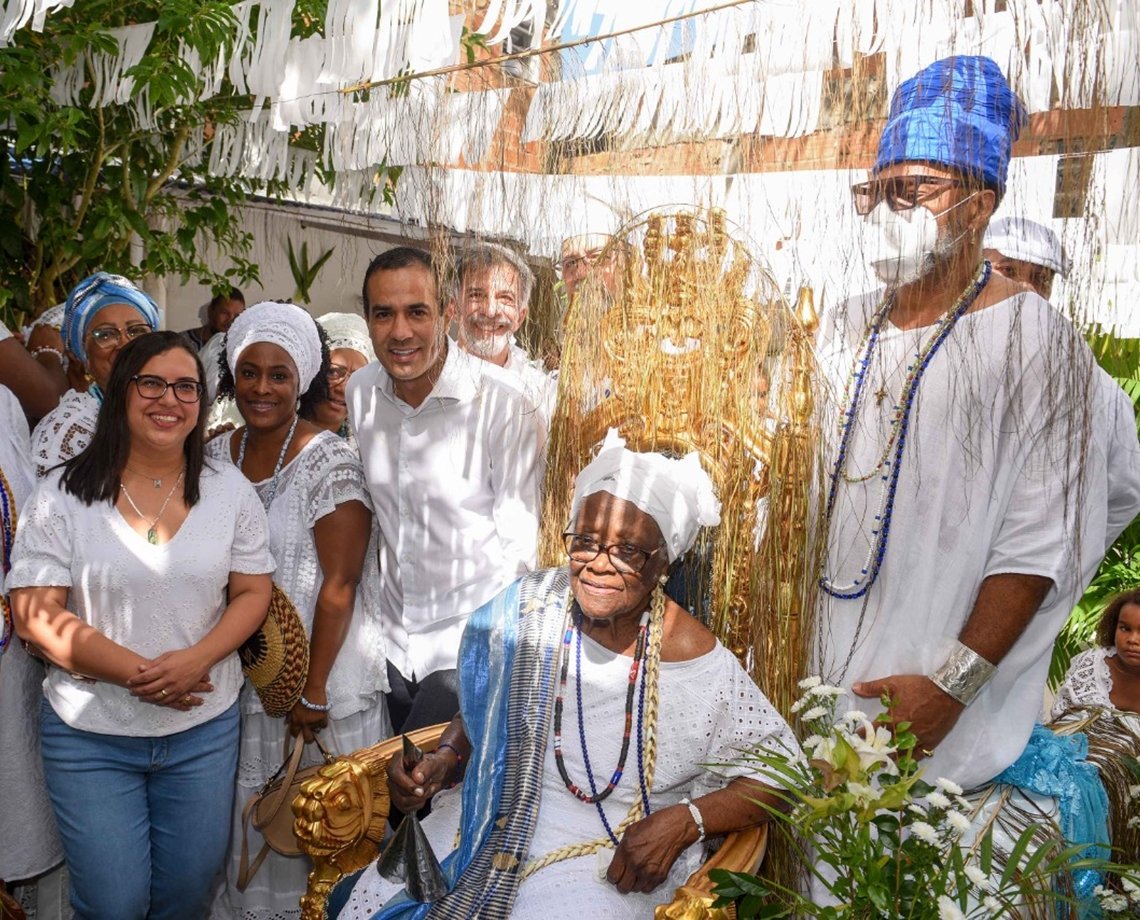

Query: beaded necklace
[[553, 604, 653, 845], [237, 414, 299, 510], [0, 465, 16, 654], [819, 260, 991, 601]]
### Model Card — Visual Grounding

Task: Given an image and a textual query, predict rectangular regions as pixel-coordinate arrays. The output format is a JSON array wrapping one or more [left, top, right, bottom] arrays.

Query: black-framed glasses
[[563, 532, 661, 575], [88, 324, 152, 350], [130, 374, 204, 403], [851, 175, 964, 216]]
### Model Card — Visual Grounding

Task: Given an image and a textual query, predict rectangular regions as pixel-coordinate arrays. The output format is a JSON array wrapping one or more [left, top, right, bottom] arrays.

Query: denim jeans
[[39, 699, 239, 920]]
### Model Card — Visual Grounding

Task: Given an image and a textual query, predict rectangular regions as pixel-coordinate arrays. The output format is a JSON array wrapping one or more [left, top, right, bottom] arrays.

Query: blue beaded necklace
[[820, 261, 991, 601]]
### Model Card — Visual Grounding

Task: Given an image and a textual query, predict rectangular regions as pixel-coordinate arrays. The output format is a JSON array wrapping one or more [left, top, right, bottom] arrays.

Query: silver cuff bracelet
[[930, 642, 997, 706]]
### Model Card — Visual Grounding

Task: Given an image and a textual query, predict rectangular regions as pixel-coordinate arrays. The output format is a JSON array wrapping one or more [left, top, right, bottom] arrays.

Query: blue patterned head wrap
[[873, 56, 1027, 197], [61, 272, 159, 363]]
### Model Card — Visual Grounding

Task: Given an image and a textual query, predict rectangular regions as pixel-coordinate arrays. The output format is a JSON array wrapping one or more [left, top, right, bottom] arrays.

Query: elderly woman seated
[[338, 430, 798, 920]]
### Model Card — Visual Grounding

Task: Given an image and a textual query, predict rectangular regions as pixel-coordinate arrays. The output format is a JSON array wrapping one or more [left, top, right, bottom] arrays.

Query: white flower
[[982, 895, 1001, 914], [1098, 891, 1130, 913], [907, 803, 928, 817], [802, 734, 824, 752], [1122, 876, 1140, 902], [790, 698, 806, 714], [798, 676, 822, 690], [936, 895, 965, 920], [936, 777, 964, 795], [911, 821, 940, 845], [801, 706, 828, 722], [945, 810, 972, 834], [925, 791, 952, 810], [1128, 784, 1140, 799], [808, 684, 845, 698], [847, 781, 881, 808], [954, 795, 973, 812], [1127, 815, 1140, 829], [964, 864, 991, 890], [842, 709, 868, 722], [848, 720, 899, 776]]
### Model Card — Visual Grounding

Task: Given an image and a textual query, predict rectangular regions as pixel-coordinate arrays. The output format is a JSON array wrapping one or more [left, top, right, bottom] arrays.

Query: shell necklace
[[237, 414, 299, 510], [120, 470, 185, 545]]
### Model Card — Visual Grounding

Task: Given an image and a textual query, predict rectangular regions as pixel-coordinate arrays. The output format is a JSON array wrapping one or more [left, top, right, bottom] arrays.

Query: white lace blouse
[[30, 387, 99, 477], [1051, 647, 1120, 717], [7, 463, 273, 736], [207, 430, 389, 717]]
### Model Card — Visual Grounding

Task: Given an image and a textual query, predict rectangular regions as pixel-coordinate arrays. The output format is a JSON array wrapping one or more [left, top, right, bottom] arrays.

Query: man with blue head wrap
[[815, 56, 1140, 801], [31, 272, 160, 476]]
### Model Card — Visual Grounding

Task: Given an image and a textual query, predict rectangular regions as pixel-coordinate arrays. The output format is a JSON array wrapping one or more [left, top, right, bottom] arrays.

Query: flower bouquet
[[711, 678, 1138, 919]]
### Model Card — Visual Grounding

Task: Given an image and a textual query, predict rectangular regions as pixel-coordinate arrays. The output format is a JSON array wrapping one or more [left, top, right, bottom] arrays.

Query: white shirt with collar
[[502, 338, 557, 430], [347, 343, 543, 681]]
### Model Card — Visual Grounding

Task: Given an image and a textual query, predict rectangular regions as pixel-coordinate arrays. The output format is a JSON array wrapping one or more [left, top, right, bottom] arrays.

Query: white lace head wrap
[[225, 301, 323, 393], [316, 312, 375, 362], [569, 428, 721, 562]]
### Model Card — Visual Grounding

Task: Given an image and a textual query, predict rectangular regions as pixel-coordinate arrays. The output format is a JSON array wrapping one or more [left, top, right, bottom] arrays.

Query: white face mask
[[865, 194, 975, 287]]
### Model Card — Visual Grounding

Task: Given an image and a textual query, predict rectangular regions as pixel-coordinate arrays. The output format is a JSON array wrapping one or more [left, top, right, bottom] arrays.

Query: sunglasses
[[851, 175, 965, 216]]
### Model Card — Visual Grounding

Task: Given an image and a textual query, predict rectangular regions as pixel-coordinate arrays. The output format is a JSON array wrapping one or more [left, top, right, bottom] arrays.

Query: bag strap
[[236, 732, 339, 891]]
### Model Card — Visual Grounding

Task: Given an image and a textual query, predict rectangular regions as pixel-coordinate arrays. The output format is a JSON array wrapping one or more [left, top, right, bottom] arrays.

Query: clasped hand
[[606, 804, 699, 894], [126, 649, 214, 711], [387, 749, 455, 814]]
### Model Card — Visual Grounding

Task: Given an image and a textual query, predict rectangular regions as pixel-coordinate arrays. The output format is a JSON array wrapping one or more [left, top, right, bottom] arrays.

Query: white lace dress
[[30, 387, 99, 477], [208, 430, 391, 920], [1052, 647, 1140, 732], [0, 386, 64, 881], [342, 639, 797, 920]]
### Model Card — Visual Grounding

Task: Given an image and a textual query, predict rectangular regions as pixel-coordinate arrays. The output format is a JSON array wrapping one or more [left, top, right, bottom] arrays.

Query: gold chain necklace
[[120, 470, 184, 544]]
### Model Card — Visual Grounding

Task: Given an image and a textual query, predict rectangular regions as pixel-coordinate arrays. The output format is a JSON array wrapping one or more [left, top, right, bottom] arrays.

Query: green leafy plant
[[712, 679, 1136, 919], [286, 237, 335, 304]]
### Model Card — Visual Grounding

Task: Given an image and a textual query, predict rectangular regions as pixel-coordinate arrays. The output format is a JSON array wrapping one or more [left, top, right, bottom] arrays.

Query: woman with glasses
[[305, 312, 376, 442], [208, 302, 389, 920], [30, 272, 160, 477], [7, 331, 274, 920], [339, 430, 797, 920]]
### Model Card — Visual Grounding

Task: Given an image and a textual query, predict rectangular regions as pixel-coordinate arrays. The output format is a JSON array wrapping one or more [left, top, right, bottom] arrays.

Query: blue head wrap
[[873, 56, 1028, 197], [61, 272, 159, 363]]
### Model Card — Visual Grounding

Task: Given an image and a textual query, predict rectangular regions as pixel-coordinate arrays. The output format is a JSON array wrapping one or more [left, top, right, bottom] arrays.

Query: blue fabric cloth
[[370, 579, 522, 920], [995, 724, 1110, 914], [61, 272, 159, 362], [873, 55, 1027, 195]]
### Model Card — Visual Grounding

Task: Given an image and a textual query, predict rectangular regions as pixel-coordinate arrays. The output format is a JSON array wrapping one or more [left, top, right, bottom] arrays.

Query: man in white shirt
[[815, 54, 1140, 791], [451, 242, 556, 427], [348, 246, 544, 734]]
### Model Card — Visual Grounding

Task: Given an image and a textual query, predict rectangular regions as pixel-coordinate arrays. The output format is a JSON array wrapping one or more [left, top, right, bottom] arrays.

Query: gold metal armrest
[[293, 723, 448, 920], [655, 825, 768, 920]]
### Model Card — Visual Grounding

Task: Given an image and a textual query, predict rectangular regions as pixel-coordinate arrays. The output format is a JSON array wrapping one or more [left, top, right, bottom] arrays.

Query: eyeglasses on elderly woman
[[130, 374, 205, 403], [562, 532, 662, 575], [851, 174, 965, 216], [88, 323, 152, 350]]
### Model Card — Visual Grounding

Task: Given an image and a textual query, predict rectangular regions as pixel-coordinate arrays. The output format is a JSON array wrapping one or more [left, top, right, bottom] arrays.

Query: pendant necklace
[[125, 464, 182, 489], [121, 470, 185, 545], [237, 414, 299, 510]]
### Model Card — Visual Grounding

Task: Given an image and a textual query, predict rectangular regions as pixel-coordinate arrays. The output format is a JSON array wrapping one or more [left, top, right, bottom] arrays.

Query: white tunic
[[504, 338, 557, 431], [342, 640, 798, 920], [0, 385, 64, 880], [7, 462, 274, 736], [30, 387, 99, 477], [814, 290, 1140, 790], [207, 431, 391, 920], [347, 345, 543, 680]]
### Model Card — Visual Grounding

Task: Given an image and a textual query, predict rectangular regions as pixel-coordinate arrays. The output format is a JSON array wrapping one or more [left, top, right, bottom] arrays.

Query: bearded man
[[451, 242, 556, 427], [814, 55, 1140, 791]]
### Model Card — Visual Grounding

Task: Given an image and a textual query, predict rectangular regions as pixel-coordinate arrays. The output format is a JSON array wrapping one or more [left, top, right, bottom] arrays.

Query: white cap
[[984, 217, 1071, 277]]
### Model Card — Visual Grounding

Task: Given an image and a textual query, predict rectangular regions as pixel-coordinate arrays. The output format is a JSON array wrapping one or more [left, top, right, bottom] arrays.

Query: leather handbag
[[238, 733, 337, 890]]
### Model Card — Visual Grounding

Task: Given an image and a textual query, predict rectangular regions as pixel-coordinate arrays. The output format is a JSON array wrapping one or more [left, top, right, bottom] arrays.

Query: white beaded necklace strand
[[237, 414, 299, 510]]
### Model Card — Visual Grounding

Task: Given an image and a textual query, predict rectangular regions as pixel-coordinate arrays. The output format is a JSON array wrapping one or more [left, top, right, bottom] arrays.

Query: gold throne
[[292, 209, 823, 919]]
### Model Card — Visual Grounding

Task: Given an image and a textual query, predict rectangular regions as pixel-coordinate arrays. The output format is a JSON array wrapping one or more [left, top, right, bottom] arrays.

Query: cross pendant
[[873, 386, 889, 406]]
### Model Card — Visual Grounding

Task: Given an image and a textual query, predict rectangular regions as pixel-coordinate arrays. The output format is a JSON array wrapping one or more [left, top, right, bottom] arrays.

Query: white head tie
[[316, 312, 375, 362], [984, 217, 1070, 277], [570, 429, 721, 562], [225, 302, 323, 393]]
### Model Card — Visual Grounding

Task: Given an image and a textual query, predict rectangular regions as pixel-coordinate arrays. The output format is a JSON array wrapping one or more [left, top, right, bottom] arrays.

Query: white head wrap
[[984, 217, 1071, 277], [316, 312, 375, 362], [569, 429, 721, 562], [225, 301, 323, 393]]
